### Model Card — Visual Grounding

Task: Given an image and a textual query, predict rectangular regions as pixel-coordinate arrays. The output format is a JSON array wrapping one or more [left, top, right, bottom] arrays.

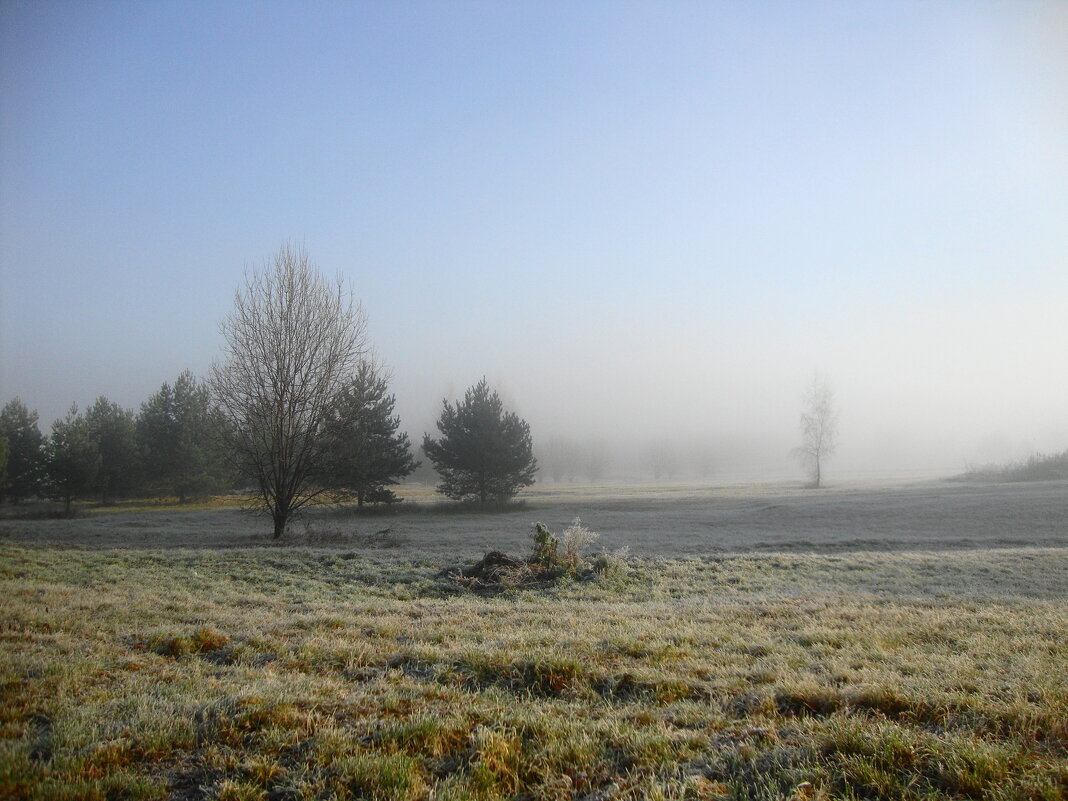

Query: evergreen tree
[[0, 398, 44, 503], [138, 371, 227, 503], [86, 397, 139, 504], [0, 430, 7, 494], [45, 405, 98, 515], [320, 361, 419, 507], [138, 381, 179, 495], [422, 378, 537, 507]]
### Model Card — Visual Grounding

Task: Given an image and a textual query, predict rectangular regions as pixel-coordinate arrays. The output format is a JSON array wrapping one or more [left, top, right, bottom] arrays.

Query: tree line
[[0, 244, 539, 533], [2, 243, 837, 533], [0, 375, 231, 514], [0, 365, 535, 525]]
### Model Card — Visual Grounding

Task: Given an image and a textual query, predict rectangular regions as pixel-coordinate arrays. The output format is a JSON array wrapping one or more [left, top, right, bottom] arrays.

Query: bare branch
[[792, 372, 839, 489], [210, 243, 367, 537]]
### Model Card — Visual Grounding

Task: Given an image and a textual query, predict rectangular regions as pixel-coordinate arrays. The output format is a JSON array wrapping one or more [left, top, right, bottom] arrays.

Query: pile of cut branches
[[442, 519, 601, 594]]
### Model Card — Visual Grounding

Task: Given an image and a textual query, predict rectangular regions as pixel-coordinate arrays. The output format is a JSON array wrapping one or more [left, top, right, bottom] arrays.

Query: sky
[[2, 1, 1067, 478]]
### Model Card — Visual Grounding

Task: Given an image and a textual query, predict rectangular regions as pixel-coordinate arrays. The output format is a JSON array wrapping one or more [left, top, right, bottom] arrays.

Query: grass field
[[1, 480, 1067, 800]]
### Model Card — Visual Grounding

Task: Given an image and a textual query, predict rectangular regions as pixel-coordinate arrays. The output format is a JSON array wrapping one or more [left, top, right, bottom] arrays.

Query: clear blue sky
[[2, 1, 1066, 474]]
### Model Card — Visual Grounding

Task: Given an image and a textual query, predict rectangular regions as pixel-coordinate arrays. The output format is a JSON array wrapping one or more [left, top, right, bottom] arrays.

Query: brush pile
[[442, 519, 601, 594]]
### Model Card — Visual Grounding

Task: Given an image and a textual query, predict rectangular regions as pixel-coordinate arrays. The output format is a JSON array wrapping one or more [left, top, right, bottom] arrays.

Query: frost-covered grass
[[2, 537, 1066, 800], [3, 478, 1067, 556]]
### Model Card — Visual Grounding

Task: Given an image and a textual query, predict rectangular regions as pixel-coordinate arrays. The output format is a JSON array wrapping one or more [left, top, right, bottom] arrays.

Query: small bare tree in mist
[[541, 437, 578, 483], [539, 437, 609, 484], [581, 439, 610, 484], [792, 373, 838, 488], [211, 243, 367, 538], [645, 441, 680, 482]]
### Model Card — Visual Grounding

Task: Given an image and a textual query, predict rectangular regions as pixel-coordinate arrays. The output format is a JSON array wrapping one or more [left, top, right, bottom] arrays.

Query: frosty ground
[[1, 478, 1066, 800], [3, 477, 1066, 557]]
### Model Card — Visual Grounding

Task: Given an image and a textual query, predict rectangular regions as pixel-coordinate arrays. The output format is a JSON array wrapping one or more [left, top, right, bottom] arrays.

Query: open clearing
[[1, 479, 1066, 799], [3, 477, 1066, 557]]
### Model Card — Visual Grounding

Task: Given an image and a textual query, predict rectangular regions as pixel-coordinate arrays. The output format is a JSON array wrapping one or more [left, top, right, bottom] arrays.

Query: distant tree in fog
[[408, 454, 440, 485], [86, 397, 139, 504], [211, 243, 367, 538], [45, 405, 98, 515], [792, 373, 838, 488], [320, 359, 419, 507], [645, 442, 680, 481], [540, 437, 609, 484], [689, 445, 716, 480], [581, 439, 610, 483], [138, 371, 229, 503], [0, 398, 44, 503], [541, 437, 577, 483], [422, 378, 537, 507]]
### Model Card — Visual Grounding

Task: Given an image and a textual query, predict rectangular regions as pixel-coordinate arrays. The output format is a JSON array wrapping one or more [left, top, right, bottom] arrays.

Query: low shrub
[[530, 522, 559, 568], [955, 450, 1068, 482], [558, 517, 599, 573], [443, 520, 608, 594]]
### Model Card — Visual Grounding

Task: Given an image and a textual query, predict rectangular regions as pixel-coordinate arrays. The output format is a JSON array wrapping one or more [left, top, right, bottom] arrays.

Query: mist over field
[[0, 6, 1063, 480], [4, 6, 1068, 798], [2, 2, 1068, 482], [6, 303, 1068, 481], [8, 284, 1068, 480], [6, 260, 1068, 482]]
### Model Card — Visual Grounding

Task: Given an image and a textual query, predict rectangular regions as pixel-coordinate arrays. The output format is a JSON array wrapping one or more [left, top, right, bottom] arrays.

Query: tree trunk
[[357, 489, 365, 508], [273, 514, 286, 539], [64, 493, 72, 517], [814, 455, 821, 489]]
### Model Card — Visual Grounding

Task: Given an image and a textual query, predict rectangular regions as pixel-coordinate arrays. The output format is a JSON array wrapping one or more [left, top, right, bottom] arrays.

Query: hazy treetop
[[2, 2, 1066, 474]]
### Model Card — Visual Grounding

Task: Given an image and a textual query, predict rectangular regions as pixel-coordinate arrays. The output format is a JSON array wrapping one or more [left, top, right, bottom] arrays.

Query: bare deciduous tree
[[211, 243, 367, 537], [792, 373, 838, 488]]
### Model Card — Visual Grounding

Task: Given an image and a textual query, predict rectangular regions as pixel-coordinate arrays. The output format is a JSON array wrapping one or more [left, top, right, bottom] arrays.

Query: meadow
[[1, 479, 1066, 800]]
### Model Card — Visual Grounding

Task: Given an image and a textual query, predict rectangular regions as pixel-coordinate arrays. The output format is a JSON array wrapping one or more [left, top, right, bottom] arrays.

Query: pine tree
[[0, 430, 7, 494], [422, 378, 537, 507], [138, 371, 227, 503], [86, 397, 139, 504], [138, 381, 179, 496], [320, 361, 418, 507], [45, 405, 98, 515], [0, 398, 44, 503]]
